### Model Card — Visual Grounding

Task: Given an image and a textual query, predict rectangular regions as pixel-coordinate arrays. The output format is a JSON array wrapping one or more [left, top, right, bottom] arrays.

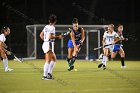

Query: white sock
[[104, 56, 108, 66], [43, 62, 50, 76], [102, 56, 107, 66], [102, 55, 105, 64], [3, 58, 8, 71], [48, 61, 56, 74]]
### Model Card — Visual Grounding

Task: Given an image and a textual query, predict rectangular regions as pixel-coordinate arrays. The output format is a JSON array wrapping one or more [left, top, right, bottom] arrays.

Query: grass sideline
[[0, 60, 140, 93]]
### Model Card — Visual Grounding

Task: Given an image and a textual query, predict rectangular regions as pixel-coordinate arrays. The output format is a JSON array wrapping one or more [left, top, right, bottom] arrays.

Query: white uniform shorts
[[104, 45, 114, 53], [42, 42, 54, 53]]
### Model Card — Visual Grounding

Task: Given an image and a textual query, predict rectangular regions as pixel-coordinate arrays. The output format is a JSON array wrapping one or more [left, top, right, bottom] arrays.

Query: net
[[26, 25, 107, 60]]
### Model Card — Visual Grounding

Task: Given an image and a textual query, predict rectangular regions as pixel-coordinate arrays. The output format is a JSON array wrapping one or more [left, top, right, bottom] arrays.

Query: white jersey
[[42, 25, 55, 42], [42, 25, 55, 53], [103, 31, 118, 45], [0, 34, 6, 42]]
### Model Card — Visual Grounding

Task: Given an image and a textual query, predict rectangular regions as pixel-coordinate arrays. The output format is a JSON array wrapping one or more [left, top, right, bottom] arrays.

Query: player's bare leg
[[1, 50, 13, 72]]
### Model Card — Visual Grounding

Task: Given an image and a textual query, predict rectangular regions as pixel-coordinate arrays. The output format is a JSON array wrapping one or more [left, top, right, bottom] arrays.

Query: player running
[[111, 24, 128, 68], [0, 26, 13, 72], [40, 14, 63, 80], [66, 18, 85, 71], [98, 24, 118, 70]]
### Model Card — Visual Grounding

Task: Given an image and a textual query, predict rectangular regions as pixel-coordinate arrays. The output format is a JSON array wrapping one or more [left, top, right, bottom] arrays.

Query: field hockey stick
[[93, 44, 113, 50], [75, 42, 83, 57], [62, 28, 72, 38], [12, 53, 23, 63], [5, 50, 23, 63]]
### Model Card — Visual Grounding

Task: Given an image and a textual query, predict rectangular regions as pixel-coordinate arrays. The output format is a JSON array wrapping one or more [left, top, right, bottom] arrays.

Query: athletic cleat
[[103, 65, 106, 70], [48, 73, 54, 78], [42, 76, 53, 80], [5, 68, 13, 72], [98, 63, 103, 68], [42, 73, 54, 80], [42, 77, 52, 80], [121, 66, 126, 68], [68, 65, 74, 71]]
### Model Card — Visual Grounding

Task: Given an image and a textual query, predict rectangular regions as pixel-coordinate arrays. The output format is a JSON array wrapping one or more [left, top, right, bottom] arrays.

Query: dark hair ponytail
[[1, 26, 9, 33], [118, 24, 123, 28], [72, 18, 78, 24], [48, 14, 57, 24]]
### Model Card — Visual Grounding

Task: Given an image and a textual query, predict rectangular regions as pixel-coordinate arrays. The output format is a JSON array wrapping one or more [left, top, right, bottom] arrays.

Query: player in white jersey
[[0, 26, 13, 72], [98, 24, 118, 70], [40, 14, 63, 80]]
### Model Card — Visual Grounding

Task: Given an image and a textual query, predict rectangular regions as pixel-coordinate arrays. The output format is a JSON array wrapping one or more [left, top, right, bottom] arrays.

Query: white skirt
[[42, 42, 54, 53]]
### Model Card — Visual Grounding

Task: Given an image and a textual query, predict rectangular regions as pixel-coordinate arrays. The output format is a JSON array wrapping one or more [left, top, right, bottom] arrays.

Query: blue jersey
[[113, 32, 124, 52], [67, 27, 82, 48], [113, 44, 121, 52], [72, 27, 82, 42], [116, 32, 124, 44]]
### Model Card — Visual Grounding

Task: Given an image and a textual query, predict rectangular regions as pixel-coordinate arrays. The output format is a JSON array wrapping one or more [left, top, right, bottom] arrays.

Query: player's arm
[[102, 32, 106, 46], [70, 31, 76, 47], [102, 37, 106, 46], [121, 34, 128, 41], [114, 37, 120, 44], [0, 41, 7, 49], [49, 33, 63, 39], [0, 41, 3, 50], [40, 31, 44, 41], [0, 41, 10, 55], [80, 27, 85, 45], [113, 33, 127, 44], [70, 31, 78, 52]]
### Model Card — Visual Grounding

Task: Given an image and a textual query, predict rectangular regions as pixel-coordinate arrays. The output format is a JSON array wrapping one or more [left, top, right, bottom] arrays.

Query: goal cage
[[26, 25, 107, 60]]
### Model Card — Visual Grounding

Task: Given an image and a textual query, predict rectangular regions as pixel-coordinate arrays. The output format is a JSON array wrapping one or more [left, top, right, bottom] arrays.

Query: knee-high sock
[[70, 56, 76, 67], [43, 62, 50, 76], [3, 58, 8, 71], [66, 57, 71, 67], [102, 56, 107, 66], [121, 57, 125, 66], [66, 57, 71, 63], [48, 61, 56, 74]]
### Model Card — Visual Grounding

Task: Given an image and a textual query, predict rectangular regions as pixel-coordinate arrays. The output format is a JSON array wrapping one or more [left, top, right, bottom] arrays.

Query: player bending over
[[40, 14, 63, 80], [66, 18, 85, 71], [0, 26, 13, 72], [111, 24, 128, 68], [98, 24, 118, 70]]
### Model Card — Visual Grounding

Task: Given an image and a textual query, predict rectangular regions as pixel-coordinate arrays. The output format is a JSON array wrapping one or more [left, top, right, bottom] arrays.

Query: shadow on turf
[[107, 67, 138, 87], [25, 61, 69, 86], [95, 62, 138, 87]]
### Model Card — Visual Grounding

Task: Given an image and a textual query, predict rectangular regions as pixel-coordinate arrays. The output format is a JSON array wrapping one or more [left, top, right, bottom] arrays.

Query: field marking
[[60, 87, 139, 92], [0, 91, 40, 93], [94, 62, 139, 87], [1, 87, 137, 93]]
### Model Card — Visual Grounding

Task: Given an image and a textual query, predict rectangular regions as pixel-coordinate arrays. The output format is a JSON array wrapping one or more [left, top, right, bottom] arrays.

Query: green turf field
[[0, 60, 140, 93]]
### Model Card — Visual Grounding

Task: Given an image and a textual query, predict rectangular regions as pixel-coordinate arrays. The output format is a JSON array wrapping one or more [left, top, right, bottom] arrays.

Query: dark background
[[0, 0, 140, 60]]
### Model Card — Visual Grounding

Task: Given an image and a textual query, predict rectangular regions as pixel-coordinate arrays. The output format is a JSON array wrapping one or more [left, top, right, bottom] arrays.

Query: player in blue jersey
[[111, 24, 128, 68], [66, 18, 85, 71]]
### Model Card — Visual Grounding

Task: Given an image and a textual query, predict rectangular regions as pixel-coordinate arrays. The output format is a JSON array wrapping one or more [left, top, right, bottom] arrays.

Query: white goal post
[[26, 25, 108, 60]]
